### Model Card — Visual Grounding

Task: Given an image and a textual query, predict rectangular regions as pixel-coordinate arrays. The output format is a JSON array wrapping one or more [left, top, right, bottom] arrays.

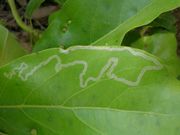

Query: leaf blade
[[33, 0, 180, 51], [0, 25, 27, 66], [0, 46, 180, 134]]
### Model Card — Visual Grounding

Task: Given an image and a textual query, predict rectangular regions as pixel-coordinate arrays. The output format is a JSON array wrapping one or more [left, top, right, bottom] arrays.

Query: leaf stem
[[7, 0, 39, 36]]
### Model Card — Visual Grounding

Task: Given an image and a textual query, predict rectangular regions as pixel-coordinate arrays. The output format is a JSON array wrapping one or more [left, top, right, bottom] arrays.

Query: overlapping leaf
[[0, 46, 180, 135], [25, 0, 67, 18], [131, 32, 180, 77], [25, 0, 45, 18], [0, 25, 26, 66], [33, 0, 180, 51]]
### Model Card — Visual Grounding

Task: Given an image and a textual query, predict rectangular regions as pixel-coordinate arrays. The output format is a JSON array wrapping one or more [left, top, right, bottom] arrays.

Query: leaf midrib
[[0, 105, 175, 117]]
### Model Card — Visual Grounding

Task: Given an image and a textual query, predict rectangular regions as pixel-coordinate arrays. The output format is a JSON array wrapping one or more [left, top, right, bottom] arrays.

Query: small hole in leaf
[[177, 75, 180, 80]]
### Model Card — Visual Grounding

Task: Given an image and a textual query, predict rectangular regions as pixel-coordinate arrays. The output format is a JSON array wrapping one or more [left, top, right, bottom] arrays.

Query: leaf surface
[[93, 0, 180, 45], [25, 0, 66, 18], [0, 46, 180, 135], [131, 32, 180, 77], [33, 0, 180, 51], [25, 0, 45, 18], [151, 12, 176, 32], [0, 25, 26, 66]]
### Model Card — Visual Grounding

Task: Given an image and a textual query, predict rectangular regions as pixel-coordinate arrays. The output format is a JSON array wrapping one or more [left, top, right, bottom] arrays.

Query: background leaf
[[150, 12, 176, 32], [122, 11, 176, 46], [33, 0, 180, 51], [0, 46, 180, 135], [93, 0, 180, 46], [0, 25, 27, 66], [131, 32, 180, 77], [25, 0, 45, 18], [25, 0, 67, 18]]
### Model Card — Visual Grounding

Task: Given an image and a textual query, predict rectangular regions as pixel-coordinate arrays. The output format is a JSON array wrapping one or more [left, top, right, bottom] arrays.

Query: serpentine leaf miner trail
[[4, 46, 163, 88]]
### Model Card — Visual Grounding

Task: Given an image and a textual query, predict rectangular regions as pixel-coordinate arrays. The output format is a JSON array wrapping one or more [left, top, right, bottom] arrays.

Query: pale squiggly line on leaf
[[4, 46, 163, 88]]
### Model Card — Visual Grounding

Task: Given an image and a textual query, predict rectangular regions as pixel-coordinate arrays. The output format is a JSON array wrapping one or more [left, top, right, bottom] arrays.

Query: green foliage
[[33, 0, 180, 51], [0, 25, 27, 66], [0, 46, 180, 135], [92, 0, 180, 46], [25, 0, 45, 18], [0, 0, 180, 135], [131, 32, 180, 77], [151, 12, 176, 32], [25, 0, 67, 18]]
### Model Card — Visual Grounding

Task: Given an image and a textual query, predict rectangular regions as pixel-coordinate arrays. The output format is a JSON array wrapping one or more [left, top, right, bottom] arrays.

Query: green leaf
[[0, 25, 27, 66], [0, 46, 180, 135], [54, 0, 67, 5], [150, 12, 176, 32], [33, 0, 180, 51], [131, 32, 180, 77], [25, 0, 66, 18], [25, 0, 45, 18], [122, 12, 176, 46], [93, 0, 180, 46]]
